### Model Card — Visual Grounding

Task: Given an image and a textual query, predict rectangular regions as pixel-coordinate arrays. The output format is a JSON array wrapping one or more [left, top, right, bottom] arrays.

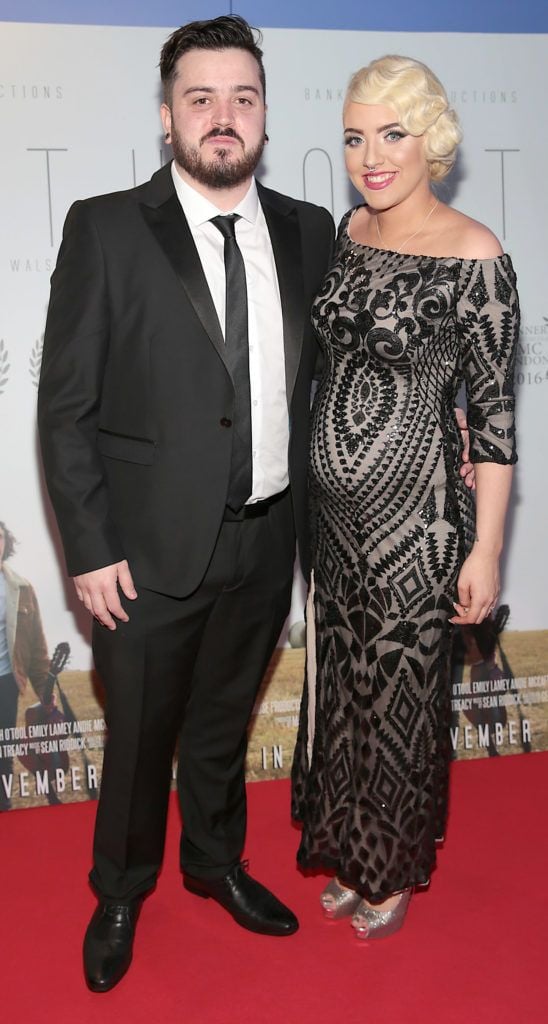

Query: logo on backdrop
[[0, 82, 63, 101], [299, 83, 521, 233], [29, 338, 43, 388], [304, 87, 345, 102], [449, 89, 518, 105], [299, 143, 521, 236], [303, 149, 335, 214], [0, 339, 9, 395], [0, 339, 9, 396], [27, 148, 68, 248], [0, 337, 44, 394], [484, 148, 520, 239], [303, 87, 518, 106], [516, 318, 548, 388], [8, 148, 67, 266], [9, 146, 167, 258]]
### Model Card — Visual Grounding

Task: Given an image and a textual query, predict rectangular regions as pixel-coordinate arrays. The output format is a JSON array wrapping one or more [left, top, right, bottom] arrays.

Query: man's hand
[[72, 560, 137, 630], [455, 406, 475, 490]]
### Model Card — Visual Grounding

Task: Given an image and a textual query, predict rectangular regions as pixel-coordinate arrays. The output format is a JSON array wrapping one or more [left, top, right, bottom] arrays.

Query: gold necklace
[[376, 199, 439, 254]]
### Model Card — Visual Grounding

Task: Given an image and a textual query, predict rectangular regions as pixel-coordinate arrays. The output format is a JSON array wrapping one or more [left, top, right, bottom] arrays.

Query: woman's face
[[343, 101, 430, 210]]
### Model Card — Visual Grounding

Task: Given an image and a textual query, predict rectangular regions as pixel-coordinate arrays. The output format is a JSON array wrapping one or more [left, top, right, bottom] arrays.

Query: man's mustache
[[200, 127, 244, 146]]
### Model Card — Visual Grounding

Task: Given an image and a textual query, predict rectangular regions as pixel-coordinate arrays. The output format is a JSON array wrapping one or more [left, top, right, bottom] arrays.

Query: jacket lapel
[[139, 167, 226, 362], [258, 184, 305, 408], [138, 168, 306, 399]]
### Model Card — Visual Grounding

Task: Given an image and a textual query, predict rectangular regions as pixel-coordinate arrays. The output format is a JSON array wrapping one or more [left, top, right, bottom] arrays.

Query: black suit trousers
[[89, 489, 295, 901]]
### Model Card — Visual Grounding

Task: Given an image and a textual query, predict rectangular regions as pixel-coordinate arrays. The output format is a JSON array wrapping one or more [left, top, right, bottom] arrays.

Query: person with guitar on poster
[[0, 520, 51, 810], [452, 605, 531, 758]]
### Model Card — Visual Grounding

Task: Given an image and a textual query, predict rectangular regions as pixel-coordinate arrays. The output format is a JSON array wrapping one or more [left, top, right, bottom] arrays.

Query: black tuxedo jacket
[[38, 163, 334, 597]]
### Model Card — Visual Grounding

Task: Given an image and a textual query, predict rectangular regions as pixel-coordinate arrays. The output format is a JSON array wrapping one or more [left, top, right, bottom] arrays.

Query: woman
[[291, 56, 519, 939]]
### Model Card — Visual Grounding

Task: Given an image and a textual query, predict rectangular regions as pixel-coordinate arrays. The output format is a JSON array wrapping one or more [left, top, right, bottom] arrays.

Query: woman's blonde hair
[[345, 55, 462, 181]]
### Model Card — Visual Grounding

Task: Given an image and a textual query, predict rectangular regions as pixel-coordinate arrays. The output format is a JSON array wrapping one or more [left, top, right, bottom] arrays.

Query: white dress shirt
[[170, 162, 289, 503]]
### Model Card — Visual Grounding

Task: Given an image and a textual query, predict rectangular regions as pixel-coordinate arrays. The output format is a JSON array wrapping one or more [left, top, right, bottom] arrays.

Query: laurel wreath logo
[[0, 339, 9, 395], [29, 336, 43, 387]]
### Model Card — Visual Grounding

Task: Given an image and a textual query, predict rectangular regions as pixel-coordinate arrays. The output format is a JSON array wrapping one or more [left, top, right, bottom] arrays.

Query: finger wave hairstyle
[[346, 55, 462, 181]]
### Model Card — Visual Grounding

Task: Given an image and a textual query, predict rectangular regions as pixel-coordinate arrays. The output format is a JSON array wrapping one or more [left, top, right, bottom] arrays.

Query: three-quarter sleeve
[[456, 255, 519, 464]]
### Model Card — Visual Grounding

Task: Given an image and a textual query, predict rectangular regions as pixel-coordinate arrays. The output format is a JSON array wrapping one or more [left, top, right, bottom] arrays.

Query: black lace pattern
[[291, 209, 519, 901]]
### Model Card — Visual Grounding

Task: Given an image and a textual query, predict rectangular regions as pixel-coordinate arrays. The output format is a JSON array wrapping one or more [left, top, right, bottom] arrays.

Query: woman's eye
[[385, 130, 405, 142], [344, 135, 363, 147]]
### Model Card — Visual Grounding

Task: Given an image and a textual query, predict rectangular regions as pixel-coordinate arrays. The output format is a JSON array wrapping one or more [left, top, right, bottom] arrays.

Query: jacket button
[[220, 417, 232, 427]]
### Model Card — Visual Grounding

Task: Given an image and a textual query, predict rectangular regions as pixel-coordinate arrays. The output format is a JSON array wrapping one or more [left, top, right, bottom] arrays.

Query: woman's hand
[[449, 547, 500, 625]]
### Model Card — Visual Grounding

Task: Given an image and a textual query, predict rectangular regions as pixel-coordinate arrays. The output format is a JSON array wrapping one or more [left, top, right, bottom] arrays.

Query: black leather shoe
[[83, 898, 143, 992], [183, 861, 298, 936]]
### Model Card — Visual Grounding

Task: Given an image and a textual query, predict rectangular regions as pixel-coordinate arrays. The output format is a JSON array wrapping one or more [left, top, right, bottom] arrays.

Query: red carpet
[[3, 754, 547, 1024]]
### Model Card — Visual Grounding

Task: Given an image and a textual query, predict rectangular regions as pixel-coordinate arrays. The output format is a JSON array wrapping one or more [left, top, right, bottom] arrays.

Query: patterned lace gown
[[291, 210, 519, 902]]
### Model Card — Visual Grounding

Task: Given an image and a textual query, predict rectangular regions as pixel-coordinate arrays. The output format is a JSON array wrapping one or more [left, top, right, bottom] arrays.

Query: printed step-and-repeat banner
[[1, 3, 547, 809]]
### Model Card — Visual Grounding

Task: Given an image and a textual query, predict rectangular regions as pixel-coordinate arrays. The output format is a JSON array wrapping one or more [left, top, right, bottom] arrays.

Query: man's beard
[[171, 126, 265, 189], [172, 126, 266, 190]]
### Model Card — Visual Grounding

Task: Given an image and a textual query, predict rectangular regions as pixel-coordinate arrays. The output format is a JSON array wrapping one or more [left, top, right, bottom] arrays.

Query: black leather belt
[[222, 486, 289, 522]]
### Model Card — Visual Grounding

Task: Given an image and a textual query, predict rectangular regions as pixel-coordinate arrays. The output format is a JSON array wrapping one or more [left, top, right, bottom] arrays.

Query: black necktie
[[210, 214, 252, 511]]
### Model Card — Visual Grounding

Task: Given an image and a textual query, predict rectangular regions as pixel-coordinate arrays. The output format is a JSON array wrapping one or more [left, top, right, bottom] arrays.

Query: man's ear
[[161, 103, 172, 142]]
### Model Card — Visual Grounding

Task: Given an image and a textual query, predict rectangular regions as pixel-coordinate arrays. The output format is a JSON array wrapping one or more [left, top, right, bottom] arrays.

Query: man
[[38, 16, 334, 993]]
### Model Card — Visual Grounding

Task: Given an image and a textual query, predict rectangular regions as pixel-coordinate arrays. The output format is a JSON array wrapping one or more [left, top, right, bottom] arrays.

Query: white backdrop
[[0, 22, 546, 673]]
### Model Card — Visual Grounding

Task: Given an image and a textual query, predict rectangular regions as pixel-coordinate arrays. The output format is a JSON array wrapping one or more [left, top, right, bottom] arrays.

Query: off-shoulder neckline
[[344, 209, 512, 264]]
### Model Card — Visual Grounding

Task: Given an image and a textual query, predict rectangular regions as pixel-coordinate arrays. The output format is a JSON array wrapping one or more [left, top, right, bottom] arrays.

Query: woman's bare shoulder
[[439, 206, 504, 259]]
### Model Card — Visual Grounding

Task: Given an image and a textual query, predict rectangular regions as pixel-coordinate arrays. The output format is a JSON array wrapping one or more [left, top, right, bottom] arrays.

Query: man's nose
[[212, 100, 234, 125]]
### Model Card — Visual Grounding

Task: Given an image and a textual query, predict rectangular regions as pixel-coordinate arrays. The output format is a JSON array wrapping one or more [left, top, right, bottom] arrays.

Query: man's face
[[161, 47, 266, 191]]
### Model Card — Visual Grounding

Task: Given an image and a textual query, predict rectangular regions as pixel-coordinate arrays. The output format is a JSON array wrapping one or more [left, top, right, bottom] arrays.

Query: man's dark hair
[[0, 521, 16, 561], [160, 15, 266, 104]]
